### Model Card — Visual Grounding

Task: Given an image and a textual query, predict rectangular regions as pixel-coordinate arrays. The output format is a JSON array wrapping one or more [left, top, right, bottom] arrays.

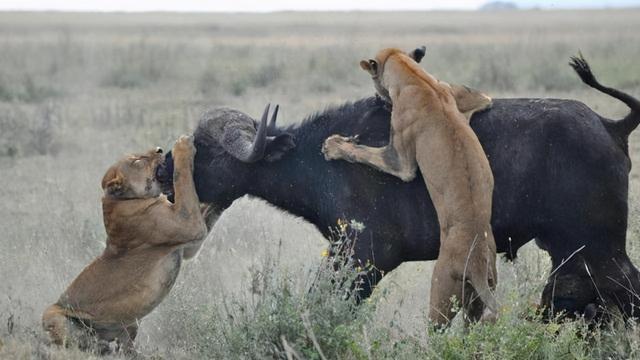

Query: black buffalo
[[157, 55, 640, 319]]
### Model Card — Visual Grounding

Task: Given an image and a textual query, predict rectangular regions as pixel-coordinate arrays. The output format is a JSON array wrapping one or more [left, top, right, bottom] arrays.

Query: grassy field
[[1, 9, 640, 359]]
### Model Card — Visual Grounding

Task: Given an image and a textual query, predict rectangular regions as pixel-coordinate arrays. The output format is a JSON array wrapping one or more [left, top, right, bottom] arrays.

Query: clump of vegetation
[[172, 221, 372, 359], [374, 289, 640, 358]]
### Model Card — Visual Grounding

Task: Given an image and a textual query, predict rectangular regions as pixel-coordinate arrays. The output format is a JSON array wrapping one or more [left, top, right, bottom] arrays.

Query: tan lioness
[[42, 135, 208, 354], [322, 48, 497, 325]]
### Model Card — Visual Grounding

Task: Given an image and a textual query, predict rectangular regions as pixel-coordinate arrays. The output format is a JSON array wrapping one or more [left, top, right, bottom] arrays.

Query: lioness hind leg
[[430, 259, 497, 326], [42, 304, 71, 346], [90, 323, 137, 355], [463, 284, 485, 324], [41, 307, 109, 351], [463, 279, 498, 324], [429, 259, 463, 326], [115, 324, 138, 355], [467, 233, 499, 322], [456, 234, 498, 323]]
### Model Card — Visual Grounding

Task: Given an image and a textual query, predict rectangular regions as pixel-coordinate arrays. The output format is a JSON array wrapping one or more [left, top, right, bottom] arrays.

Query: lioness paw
[[174, 135, 196, 158], [176, 134, 194, 147], [322, 134, 352, 160]]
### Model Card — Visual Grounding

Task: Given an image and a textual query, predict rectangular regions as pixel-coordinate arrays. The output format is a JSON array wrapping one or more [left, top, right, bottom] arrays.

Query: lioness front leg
[[172, 135, 200, 215], [322, 135, 417, 182], [168, 135, 207, 243]]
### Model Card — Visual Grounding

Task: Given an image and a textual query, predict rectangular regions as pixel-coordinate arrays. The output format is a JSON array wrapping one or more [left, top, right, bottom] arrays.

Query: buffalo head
[[156, 104, 296, 203]]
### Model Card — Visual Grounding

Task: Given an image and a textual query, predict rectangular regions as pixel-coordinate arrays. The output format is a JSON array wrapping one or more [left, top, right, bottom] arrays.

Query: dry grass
[[1, 9, 640, 358]]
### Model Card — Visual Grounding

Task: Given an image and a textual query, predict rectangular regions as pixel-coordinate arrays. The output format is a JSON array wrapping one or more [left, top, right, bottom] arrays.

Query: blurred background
[[1, 1, 640, 358]]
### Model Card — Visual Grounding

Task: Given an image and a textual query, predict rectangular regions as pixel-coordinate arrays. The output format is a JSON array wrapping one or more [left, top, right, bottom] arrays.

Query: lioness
[[322, 48, 497, 325], [42, 135, 207, 353]]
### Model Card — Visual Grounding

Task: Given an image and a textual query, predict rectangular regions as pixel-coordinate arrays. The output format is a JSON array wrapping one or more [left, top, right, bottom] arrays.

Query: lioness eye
[[132, 159, 144, 166]]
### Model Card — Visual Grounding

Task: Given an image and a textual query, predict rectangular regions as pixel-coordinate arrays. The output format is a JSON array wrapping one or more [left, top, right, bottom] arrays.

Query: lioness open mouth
[[155, 152, 175, 200]]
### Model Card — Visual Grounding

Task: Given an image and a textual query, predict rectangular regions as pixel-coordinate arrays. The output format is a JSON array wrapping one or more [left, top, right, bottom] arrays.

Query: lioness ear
[[101, 167, 125, 196], [408, 46, 426, 63], [360, 59, 378, 75], [359, 60, 370, 71]]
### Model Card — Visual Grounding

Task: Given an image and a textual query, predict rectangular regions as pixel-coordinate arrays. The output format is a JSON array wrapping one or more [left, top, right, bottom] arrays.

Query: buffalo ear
[[101, 167, 126, 196], [264, 133, 296, 162], [408, 46, 426, 63]]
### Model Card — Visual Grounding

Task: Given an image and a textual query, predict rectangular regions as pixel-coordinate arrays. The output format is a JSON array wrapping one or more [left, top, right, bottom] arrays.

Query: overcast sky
[[0, 0, 638, 12]]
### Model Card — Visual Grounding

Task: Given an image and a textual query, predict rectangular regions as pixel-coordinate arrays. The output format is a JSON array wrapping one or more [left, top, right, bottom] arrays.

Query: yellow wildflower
[[337, 218, 348, 232]]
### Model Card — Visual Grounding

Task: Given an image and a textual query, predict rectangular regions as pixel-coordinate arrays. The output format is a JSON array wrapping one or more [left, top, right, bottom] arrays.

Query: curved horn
[[267, 104, 279, 136], [235, 103, 269, 163]]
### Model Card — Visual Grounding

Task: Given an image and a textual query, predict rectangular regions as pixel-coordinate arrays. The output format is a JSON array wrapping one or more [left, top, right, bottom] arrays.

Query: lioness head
[[359, 46, 425, 103], [101, 147, 165, 199], [360, 46, 492, 118]]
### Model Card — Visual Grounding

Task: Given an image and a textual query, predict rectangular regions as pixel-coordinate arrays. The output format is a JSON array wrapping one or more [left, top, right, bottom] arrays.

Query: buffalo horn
[[267, 104, 279, 135], [234, 103, 270, 163]]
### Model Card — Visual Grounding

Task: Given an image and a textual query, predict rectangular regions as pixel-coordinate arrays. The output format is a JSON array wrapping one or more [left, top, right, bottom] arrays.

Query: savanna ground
[[1, 9, 640, 359]]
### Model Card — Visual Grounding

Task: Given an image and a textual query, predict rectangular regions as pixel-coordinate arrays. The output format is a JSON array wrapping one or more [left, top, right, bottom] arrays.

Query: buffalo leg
[[353, 268, 383, 302]]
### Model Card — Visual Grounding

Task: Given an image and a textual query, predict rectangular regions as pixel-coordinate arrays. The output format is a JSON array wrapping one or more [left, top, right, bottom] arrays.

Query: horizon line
[[0, 6, 639, 13]]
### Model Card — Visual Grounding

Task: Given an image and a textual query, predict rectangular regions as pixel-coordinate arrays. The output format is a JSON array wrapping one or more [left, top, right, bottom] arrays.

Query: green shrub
[[172, 221, 372, 359]]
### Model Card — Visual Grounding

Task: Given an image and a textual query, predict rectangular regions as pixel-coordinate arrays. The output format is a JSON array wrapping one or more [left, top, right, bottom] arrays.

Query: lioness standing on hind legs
[[42, 135, 208, 354], [322, 47, 498, 326]]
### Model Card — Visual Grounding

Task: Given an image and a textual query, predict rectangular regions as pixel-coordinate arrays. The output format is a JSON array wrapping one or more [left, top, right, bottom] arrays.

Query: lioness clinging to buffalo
[[42, 135, 207, 354], [322, 47, 497, 325]]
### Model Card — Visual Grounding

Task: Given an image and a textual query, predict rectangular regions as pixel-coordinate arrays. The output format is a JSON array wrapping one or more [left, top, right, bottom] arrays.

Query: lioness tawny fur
[[322, 48, 497, 325], [42, 135, 207, 353]]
